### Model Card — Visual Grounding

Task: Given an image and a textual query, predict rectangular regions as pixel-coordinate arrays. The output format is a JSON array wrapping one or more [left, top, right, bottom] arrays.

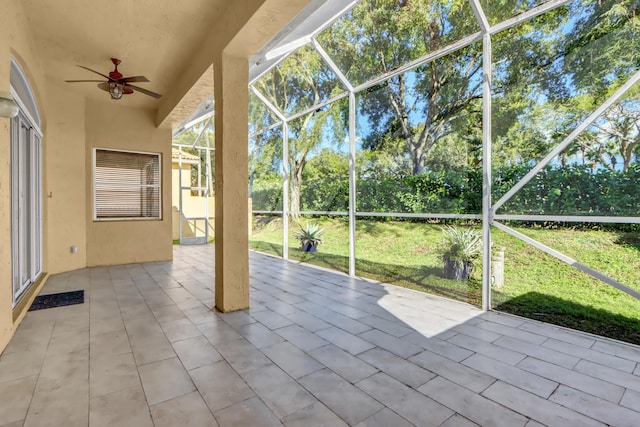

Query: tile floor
[[1, 245, 640, 426]]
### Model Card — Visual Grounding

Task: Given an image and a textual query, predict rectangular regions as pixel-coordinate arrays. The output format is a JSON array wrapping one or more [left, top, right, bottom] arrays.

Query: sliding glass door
[[10, 87, 42, 305]]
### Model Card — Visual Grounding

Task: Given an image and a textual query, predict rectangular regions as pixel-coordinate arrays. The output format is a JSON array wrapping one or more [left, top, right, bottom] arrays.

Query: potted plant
[[295, 222, 324, 252], [440, 226, 482, 280]]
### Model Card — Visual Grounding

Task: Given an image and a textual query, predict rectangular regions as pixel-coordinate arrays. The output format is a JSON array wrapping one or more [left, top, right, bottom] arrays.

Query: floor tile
[[475, 321, 546, 345], [439, 414, 480, 427], [550, 385, 639, 427], [197, 320, 242, 346], [299, 369, 383, 426], [89, 385, 153, 427], [138, 357, 195, 405], [316, 327, 375, 355], [90, 352, 140, 398], [482, 381, 605, 427], [418, 376, 527, 426], [543, 338, 636, 372], [261, 341, 324, 379], [215, 338, 272, 375], [232, 323, 285, 349], [493, 335, 579, 369], [150, 304, 187, 323], [573, 359, 640, 392], [189, 360, 255, 412], [358, 329, 422, 358], [1, 420, 25, 427], [90, 317, 126, 337], [358, 372, 453, 426], [160, 318, 202, 342], [150, 391, 218, 427], [184, 306, 220, 325], [358, 347, 435, 388], [354, 408, 414, 427], [242, 364, 317, 418], [0, 351, 45, 384], [282, 401, 348, 427], [172, 336, 223, 370], [214, 396, 281, 427], [416, 336, 473, 362], [250, 309, 294, 330], [462, 353, 558, 398], [25, 378, 89, 427], [35, 348, 88, 394], [409, 350, 495, 393], [90, 330, 132, 360], [358, 314, 414, 338], [274, 324, 329, 352], [128, 330, 176, 366], [0, 375, 38, 425], [517, 356, 624, 403], [591, 339, 640, 361], [448, 332, 525, 366], [621, 388, 640, 412], [309, 345, 379, 383]]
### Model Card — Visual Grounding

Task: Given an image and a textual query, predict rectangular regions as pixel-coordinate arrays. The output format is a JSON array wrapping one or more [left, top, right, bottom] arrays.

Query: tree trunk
[[411, 148, 425, 175], [289, 156, 306, 219]]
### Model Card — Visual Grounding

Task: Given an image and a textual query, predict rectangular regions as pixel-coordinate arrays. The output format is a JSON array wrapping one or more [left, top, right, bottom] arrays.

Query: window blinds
[[95, 149, 161, 219]]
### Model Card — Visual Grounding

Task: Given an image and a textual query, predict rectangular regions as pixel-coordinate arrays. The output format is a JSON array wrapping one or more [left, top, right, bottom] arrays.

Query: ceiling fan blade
[[97, 82, 110, 92], [126, 84, 162, 99], [65, 79, 106, 83], [77, 65, 114, 81], [121, 76, 149, 83]]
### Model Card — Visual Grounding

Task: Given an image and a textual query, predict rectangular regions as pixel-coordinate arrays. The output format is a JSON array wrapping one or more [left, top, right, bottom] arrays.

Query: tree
[[252, 45, 346, 214], [318, 0, 483, 175]]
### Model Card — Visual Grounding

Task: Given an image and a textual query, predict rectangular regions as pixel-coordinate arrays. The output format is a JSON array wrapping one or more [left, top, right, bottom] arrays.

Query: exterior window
[[94, 149, 161, 220]]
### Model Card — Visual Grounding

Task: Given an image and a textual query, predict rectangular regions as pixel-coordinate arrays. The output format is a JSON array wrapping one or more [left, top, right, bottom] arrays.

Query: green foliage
[[250, 174, 282, 211], [267, 160, 640, 218], [440, 226, 482, 265], [497, 164, 640, 216], [295, 222, 325, 247]]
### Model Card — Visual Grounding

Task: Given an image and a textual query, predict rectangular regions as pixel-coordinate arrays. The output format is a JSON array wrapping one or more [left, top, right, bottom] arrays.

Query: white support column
[[481, 33, 492, 311], [282, 122, 290, 260], [348, 92, 356, 277]]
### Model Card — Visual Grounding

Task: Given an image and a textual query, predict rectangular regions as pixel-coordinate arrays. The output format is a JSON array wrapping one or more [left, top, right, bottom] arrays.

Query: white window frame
[[10, 58, 43, 307], [93, 148, 163, 221], [10, 111, 43, 306]]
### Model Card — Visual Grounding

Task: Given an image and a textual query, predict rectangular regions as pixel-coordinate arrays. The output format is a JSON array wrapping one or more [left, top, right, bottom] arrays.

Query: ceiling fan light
[[109, 82, 124, 100]]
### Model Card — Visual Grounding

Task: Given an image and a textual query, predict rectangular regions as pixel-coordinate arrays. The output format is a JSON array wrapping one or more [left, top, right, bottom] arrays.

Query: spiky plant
[[441, 226, 482, 267], [295, 222, 324, 248]]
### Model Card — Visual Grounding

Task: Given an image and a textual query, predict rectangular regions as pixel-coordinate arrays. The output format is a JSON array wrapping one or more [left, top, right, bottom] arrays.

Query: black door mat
[[29, 290, 84, 311]]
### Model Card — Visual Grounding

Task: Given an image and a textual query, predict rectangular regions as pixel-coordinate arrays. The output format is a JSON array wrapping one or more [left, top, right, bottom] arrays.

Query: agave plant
[[440, 226, 482, 280], [295, 222, 324, 252]]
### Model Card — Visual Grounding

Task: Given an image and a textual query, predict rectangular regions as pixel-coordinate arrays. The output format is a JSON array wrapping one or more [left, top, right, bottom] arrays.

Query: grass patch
[[250, 216, 640, 345]]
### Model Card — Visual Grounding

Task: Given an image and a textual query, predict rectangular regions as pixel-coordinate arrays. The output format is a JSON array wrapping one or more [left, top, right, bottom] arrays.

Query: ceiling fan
[[65, 58, 162, 100]]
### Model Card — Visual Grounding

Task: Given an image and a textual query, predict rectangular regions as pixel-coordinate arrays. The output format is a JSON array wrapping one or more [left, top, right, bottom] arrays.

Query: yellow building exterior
[[171, 149, 215, 242]]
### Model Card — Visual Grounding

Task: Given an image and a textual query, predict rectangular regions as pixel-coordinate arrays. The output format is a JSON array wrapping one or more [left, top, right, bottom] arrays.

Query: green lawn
[[249, 216, 640, 345]]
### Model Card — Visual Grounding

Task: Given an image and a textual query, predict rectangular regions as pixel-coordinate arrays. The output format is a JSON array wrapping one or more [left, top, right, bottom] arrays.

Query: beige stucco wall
[[0, 0, 49, 351], [85, 100, 172, 267], [45, 78, 87, 274]]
